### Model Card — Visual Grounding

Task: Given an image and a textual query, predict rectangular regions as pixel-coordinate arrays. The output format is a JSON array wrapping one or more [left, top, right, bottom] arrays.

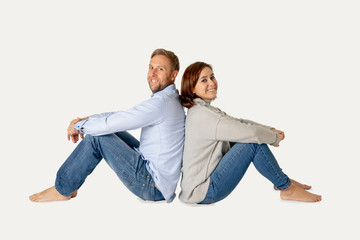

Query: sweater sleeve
[[229, 117, 273, 129], [215, 114, 281, 146]]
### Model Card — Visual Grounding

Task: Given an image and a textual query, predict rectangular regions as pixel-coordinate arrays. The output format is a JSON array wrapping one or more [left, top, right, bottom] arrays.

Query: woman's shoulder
[[187, 101, 223, 122], [185, 102, 220, 138]]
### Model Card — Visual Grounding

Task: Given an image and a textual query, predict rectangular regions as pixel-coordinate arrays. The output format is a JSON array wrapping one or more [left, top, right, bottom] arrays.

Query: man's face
[[147, 55, 178, 94]]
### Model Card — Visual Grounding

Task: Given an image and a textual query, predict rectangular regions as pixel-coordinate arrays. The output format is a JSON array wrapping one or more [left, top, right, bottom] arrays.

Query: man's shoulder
[[140, 95, 166, 109], [153, 89, 181, 105]]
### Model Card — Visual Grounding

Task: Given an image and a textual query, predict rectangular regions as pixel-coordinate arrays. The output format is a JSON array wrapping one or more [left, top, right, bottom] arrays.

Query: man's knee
[[83, 134, 95, 142], [82, 134, 104, 144], [84, 134, 117, 144]]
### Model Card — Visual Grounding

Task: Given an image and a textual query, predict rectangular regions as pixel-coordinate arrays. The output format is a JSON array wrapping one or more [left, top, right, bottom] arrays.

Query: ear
[[171, 70, 178, 82]]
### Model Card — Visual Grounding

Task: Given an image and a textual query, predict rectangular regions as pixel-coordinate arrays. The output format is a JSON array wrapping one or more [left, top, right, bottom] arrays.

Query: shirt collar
[[151, 84, 177, 97]]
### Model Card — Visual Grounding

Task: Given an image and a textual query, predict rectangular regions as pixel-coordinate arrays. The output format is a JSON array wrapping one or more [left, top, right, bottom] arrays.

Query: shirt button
[[142, 184, 146, 187]]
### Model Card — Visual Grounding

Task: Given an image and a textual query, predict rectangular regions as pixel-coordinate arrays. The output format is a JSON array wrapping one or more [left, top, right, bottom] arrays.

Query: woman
[[179, 62, 321, 204]]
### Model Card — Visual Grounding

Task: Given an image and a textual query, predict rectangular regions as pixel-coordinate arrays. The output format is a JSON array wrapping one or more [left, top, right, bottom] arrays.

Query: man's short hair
[[151, 48, 180, 72]]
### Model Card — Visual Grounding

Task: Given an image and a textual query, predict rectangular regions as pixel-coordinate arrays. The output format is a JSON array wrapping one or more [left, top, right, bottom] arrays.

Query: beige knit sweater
[[179, 98, 281, 203]]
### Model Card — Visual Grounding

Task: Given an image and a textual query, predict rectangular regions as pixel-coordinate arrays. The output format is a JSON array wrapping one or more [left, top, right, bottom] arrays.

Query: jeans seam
[[258, 146, 281, 179], [258, 145, 289, 189]]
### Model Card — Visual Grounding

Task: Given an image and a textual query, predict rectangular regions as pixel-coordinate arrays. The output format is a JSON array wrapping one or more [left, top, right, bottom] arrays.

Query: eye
[[210, 76, 215, 80], [201, 79, 207, 83]]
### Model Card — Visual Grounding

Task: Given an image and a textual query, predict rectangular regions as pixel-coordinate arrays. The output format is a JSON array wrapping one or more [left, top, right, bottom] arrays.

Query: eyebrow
[[200, 73, 214, 79]]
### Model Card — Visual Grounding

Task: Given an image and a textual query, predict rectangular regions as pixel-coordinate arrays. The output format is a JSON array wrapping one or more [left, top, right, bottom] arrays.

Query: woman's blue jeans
[[55, 132, 165, 201], [199, 143, 291, 204]]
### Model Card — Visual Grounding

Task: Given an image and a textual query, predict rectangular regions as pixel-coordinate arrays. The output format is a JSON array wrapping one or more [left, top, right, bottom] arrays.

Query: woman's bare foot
[[29, 186, 77, 202], [274, 179, 311, 191], [280, 184, 322, 202]]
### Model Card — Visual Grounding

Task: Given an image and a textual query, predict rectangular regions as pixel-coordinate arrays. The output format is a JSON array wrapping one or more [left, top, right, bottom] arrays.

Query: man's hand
[[270, 128, 285, 147], [67, 117, 85, 143]]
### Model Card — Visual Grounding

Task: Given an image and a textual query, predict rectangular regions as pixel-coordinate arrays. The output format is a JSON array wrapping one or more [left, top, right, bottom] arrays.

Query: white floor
[[5, 162, 357, 240]]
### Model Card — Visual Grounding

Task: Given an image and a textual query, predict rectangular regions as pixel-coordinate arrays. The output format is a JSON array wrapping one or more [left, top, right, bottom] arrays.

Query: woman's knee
[[231, 142, 259, 149]]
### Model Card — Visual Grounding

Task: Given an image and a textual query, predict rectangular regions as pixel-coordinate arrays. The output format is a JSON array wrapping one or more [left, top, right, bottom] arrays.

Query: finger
[[67, 131, 73, 141], [80, 133, 84, 139], [72, 135, 78, 143]]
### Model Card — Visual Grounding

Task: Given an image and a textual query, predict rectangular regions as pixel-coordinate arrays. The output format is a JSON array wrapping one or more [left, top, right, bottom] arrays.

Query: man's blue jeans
[[55, 132, 165, 201], [199, 143, 291, 204]]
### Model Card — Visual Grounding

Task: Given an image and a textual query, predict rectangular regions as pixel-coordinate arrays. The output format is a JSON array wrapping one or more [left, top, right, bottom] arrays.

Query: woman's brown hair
[[180, 62, 212, 108]]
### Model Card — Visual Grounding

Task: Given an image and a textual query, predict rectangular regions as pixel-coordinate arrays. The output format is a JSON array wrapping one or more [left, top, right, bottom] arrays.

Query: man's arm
[[72, 96, 165, 136]]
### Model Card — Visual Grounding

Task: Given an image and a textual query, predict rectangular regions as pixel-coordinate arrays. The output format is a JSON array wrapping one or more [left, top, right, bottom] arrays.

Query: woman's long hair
[[180, 62, 212, 108]]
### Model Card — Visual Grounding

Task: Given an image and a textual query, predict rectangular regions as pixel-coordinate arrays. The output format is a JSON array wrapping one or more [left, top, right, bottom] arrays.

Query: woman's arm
[[226, 115, 274, 130], [215, 115, 282, 146]]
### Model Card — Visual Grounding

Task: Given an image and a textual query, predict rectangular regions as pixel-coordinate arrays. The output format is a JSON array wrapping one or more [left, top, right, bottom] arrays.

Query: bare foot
[[274, 179, 311, 191], [29, 186, 77, 202], [280, 184, 322, 202]]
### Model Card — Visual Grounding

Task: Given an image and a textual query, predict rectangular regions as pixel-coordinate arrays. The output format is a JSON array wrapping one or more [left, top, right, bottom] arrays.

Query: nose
[[151, 69, 158, 77], [209, 79, 216, 86], [148, 70, 156, 79]]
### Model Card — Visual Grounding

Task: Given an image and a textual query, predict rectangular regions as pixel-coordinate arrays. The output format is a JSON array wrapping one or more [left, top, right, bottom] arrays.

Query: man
[[29, 49, 185, 203]]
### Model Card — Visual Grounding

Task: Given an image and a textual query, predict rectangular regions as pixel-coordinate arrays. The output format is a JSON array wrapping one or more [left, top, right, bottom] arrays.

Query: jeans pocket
[[118, 170, 134, 186], [120, 171, 151, 200]]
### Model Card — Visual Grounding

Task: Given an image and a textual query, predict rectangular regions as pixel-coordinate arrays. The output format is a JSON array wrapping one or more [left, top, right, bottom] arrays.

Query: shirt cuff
[[73, 119, 88, 134]]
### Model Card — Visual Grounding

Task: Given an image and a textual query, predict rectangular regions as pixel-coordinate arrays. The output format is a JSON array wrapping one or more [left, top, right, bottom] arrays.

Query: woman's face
[[193, 67, 218, 101]]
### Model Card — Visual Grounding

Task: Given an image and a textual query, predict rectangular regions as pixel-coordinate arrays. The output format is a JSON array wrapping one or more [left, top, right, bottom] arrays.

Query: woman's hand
[[270, 128, 285, 147]]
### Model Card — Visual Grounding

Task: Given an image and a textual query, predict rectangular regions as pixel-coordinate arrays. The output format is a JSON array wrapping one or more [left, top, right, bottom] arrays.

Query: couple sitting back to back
[[30, 49, 321, 204]]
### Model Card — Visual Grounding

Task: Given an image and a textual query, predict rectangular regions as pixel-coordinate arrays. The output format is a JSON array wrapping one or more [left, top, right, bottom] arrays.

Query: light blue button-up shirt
[[73, 84, 185, 202]]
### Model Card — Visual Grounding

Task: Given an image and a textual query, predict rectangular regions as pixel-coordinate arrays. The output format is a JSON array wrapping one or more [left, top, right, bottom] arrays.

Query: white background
[[1, 0, 359, 239]]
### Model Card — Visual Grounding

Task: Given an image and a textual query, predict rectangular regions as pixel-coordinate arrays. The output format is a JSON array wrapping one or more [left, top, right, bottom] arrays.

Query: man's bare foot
[[280, 184, 322, 202], [29, 186, 77, 202], [274, 179, 311, 191]]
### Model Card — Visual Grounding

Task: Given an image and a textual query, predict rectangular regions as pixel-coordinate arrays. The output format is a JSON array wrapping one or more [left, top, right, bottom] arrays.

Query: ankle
[[280, 183, 295, 195]]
